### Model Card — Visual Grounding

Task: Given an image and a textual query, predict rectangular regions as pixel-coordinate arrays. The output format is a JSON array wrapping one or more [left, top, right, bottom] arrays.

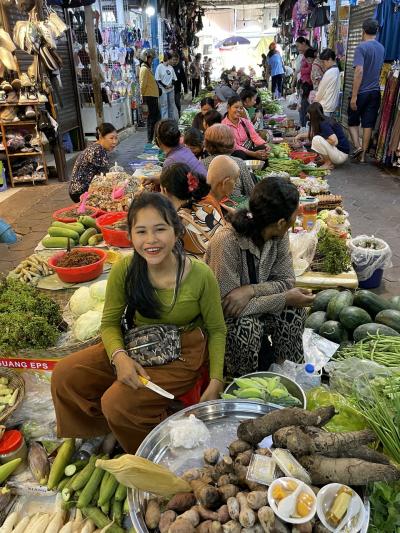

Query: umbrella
[[215, 35, 251, 48]]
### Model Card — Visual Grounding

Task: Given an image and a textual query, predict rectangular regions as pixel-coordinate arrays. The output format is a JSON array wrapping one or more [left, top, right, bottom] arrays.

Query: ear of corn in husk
[[95, 455, 192, 497], [28, 441, 50, 485]]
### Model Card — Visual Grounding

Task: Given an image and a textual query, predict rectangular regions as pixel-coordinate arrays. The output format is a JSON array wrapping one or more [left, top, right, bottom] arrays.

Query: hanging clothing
[[375, 0, 400, 61]]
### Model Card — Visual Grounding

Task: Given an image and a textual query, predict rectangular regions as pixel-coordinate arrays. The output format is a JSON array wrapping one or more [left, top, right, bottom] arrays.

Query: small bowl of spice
[[52, 205, 103, 223], [49, 248, 107, 283], [97, 212, 131, 248]]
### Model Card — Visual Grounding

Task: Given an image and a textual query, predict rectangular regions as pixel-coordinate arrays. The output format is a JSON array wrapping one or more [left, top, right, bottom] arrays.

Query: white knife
[[139, 376, 174, 399]]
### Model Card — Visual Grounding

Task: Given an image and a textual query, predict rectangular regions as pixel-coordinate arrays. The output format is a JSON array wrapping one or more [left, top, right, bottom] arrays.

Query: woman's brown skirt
[[51, 328, 207, 453]]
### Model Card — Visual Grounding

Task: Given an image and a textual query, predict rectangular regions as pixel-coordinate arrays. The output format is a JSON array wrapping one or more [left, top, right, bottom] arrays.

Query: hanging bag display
[[308, 5, 330, 27]]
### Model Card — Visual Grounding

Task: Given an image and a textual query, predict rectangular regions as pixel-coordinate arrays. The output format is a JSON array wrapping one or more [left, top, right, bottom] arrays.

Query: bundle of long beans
[[336, 335, 400, 367]]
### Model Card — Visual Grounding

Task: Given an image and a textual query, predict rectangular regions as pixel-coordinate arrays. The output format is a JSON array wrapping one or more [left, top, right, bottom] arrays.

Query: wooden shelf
[[0, 121, 37, 126], [8, 151, 42, 157]]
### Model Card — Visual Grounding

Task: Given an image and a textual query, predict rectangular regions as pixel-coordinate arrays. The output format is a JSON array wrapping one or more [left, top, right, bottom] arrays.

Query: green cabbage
[[89, 280, 108, 301], [72, 310, 102, 341], [69, 287, 97, 317]]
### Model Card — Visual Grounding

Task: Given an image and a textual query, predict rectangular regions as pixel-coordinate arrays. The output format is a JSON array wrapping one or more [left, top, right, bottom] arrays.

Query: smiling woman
[[51, 192, 227, 454]]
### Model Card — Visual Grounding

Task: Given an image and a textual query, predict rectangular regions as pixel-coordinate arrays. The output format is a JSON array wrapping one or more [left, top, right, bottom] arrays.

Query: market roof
[[199, 1, 278, 7]]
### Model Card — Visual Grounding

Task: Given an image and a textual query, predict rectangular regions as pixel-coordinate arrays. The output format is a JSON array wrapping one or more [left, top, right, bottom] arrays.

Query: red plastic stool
[[177, 366, 209, 408]]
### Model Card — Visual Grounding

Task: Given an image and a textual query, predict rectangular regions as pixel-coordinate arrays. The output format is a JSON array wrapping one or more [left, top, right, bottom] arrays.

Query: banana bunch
[[221, 376, 301, 407], [10, 254, 53, 284]]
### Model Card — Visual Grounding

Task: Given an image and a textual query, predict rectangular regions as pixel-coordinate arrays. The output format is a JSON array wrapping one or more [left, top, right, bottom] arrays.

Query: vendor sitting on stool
[[295, 102, 350, 169], [69, 123, 118, 203], [51, 193, 226, 454]]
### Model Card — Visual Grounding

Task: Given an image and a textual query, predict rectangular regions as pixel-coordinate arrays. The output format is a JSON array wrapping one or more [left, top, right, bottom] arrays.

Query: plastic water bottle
[[295, 363, 321, 391]]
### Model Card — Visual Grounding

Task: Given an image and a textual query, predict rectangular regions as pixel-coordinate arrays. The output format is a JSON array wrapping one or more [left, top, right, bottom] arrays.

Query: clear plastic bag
[[289, 230, 318, 276], [349, 235, 392, 281], [303, 328, 339, 371], [168, 414, 210, 449]]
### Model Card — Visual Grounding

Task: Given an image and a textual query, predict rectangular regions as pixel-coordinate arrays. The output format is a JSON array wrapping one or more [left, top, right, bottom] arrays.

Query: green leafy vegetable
[[313, 231, 352, 275], [369, 481, 400, 533]]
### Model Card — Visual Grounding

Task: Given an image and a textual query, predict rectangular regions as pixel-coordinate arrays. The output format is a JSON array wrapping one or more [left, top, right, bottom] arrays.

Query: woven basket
[[0, 369, 25, 424]]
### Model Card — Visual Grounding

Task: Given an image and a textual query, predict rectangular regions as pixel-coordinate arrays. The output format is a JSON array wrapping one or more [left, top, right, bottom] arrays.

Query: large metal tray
[[128, 399, 281, 533]]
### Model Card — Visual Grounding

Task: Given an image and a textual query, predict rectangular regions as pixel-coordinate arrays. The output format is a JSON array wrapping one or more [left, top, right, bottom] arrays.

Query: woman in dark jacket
[[192, 97, 216, 132]]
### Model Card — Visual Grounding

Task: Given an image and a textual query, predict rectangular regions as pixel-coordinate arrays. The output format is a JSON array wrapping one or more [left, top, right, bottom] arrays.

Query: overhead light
[[145, 5, 155, 16]]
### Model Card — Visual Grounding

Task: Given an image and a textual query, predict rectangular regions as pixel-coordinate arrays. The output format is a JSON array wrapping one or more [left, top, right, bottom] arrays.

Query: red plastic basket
[[97, 212, 131, 248], [48, 248, 107, 283], [52, 205, 103, 224], [290, 151, 318, 164]]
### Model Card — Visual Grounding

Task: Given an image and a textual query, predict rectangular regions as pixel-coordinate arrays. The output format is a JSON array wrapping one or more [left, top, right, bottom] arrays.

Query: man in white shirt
[[315, 49, 340, 116], [155, 53, 178, 120]]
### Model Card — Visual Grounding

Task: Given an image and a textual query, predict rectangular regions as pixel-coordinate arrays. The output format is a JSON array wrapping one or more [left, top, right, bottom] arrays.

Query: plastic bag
[[325, 357, 395, 398], [306, 386, 368, 432], [349, 235, 392, 281], [303, 328, 339, 371], [168, 414, 210, 449], [287, 92, 299, 109], [289, 230, 318, 276]]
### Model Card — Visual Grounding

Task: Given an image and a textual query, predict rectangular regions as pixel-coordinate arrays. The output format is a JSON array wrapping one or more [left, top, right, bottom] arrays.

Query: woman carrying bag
[[51, 193, 226, 453]]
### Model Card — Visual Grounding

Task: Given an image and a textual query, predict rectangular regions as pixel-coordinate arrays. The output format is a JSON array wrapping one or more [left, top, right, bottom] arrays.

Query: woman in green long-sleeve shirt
[[51, 192, 226, 453]]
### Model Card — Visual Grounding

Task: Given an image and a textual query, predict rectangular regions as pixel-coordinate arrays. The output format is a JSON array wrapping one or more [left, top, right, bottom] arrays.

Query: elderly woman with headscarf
[[203, 124, 256, 198]]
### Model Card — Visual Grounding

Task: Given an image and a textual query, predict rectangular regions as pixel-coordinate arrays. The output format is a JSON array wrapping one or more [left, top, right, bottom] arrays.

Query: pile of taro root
[[144, 406, 400, 533]]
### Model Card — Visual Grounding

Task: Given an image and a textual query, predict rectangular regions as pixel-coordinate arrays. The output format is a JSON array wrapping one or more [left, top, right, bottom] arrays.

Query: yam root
[[247, 491, 268, 510], [217, 504, 230, 524], [299, 455, 400, 485], [217, 474, 239, 487], [255, 448, 272, 456], [327, 445, 390, 464], [229, 440, 253, 457], [292, 523, 312, 533], [216, 456, 234, 475], [145, 499, 161, 529], [235, 449, 253, 466], [204, 448, 220, 465], [271, 517, 290, 533], [177, 509, 200, 527], [182, 468, 202, 482], [218, 484, 240, 502], [166, 492, 197, 513], [272, 426, 376, 456], [258, 506, 275, 533], [211, 522, 223, 533], [234, 463, 267, 491], [194, 506, 219, 522], [237, 492, 256, 528], [191, 480, 221, 509], [222, 519, 242, 533], [168, 518, 195, 533], [242, 525, 263, 533], [237, 406, 336, 444], [227, 497, 240, 520], [314, 523, 331, 533], [159, 510, 177, 533]]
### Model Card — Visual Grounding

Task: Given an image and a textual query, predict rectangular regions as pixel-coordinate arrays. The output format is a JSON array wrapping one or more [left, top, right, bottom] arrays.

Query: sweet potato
[[191, 480, 221, 509], [145, 499, 161, 529], [166, 492, 196, 513], [222, 520, 242, 533], [204, 448, 220, 465], [247, 491, 268, 510], [168, 518, 195, 533], [218, 484, 240, 502], [229, 440, 253, 457], [159, 510, 176, 533], [178, 508, 200, 527], [272, 426, 376, 457], [237, 406, 336, 444], [258, 506, 275, 533], [299, 455, 400, 485]]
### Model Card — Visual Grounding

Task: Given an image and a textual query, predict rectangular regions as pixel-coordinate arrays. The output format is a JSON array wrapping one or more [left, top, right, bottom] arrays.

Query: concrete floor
[[0, 122, 399, 298]]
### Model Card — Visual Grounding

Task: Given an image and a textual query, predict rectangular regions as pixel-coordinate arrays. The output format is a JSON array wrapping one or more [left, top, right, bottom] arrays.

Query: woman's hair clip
[[246, 211, 253, 219], [187, 172, 199, 192]]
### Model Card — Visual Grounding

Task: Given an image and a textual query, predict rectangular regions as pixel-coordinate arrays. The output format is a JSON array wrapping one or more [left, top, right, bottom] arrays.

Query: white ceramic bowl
[[268, 476, 317, 525], [316, 483, 365, 532]]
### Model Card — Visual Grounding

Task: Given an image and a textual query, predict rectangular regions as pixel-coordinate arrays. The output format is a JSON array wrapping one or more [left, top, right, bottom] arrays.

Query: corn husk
[[28, 441, 50, 485], [95, 455, 192, 497]]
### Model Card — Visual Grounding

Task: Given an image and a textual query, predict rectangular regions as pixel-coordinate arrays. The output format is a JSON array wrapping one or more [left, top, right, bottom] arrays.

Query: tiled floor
[[0, 122, 399, 298]]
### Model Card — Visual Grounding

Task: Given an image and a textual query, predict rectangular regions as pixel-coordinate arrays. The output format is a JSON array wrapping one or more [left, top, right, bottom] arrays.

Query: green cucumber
[[77, 454, 108, 508], [353, 290, 394, 319], [375, 309, 400, 333], [312, 289, 339, 312], [88, 233, 103, 246], [326, 290, 354, 321], [338, 306, 372, 331], [79, 227, 98, 246], [64, 459, 88, 477], [47, 439, 75, 490], [48, 227, 80, 241], [78, 216, 100, 230], [319, 320, 348, 344], [353, 323, 400, 342], [42, 237, 76, 249], [305, 311, 327, 331], [52, 221, 85, 234]]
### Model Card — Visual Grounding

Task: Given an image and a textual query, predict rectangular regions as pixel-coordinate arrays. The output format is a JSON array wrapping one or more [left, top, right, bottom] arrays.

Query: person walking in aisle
[[155, 53, 178, 120], [314, 49, 340, 116], [204, 58, 212, 87], [299, 48, 316, 127], [268, 48, 285, 99], [171, 52, 188, 118], [348, 18, 385, 163], [292, 37, 311, 92], [189, 53, 202, 99], [139, 49, 160, 143]]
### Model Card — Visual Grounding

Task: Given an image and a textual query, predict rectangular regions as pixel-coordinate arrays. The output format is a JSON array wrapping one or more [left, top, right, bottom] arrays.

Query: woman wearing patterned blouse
[[69, 123, 118, 202], [205, 177, 315, 377]]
